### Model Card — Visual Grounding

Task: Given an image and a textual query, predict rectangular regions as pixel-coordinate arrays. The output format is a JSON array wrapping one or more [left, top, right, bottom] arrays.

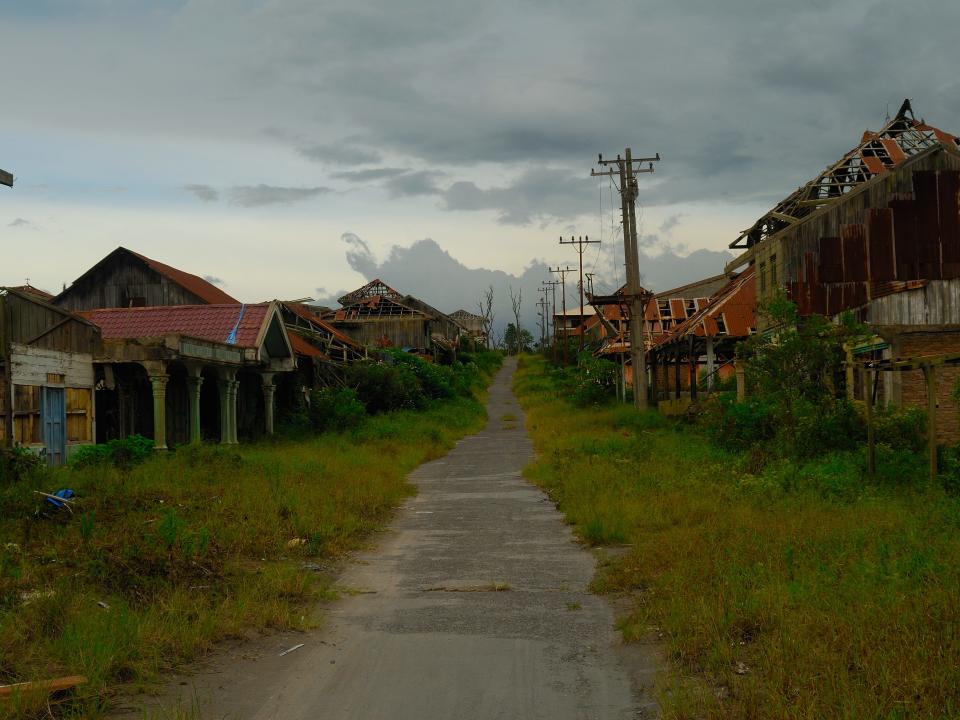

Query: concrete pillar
[[149, 374, 169, 450], [735, 361, 746, 403], [218, 369, 239, 445], [261, 372, 276, 435], [186, 367, 204, 444]]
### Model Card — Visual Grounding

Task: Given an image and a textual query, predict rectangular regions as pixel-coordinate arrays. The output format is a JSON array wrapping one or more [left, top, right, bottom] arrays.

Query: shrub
[[707, 395, 777, 451], [309, 387, 367, 432], [874, 406, 927, 453], [384, 349, 455, 400], [0, 446, 44, 482], [346, 361, 427, 414], [570, 353, 619, 407], [71, 435, 154, 468]]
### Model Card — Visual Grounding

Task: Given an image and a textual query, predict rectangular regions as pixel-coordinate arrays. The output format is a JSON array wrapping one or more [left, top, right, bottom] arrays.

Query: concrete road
[[138, 357, 657, 719]]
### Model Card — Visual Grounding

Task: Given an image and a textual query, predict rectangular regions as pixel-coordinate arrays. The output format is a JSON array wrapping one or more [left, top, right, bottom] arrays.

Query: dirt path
[[126, 357, 657, 719]]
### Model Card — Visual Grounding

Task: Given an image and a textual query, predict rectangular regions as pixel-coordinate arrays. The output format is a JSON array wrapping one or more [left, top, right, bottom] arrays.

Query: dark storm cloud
[[226, 184, 332, 207], [203, 274, 225, 285], [6, 0, 960, 237], [183, 184, 219, 202], [385, 171, 442, 198], [8, 218, 33, 228], [330, 167, 409, 182], [298, 143, 382, 165], [442, 168, 597, 225]]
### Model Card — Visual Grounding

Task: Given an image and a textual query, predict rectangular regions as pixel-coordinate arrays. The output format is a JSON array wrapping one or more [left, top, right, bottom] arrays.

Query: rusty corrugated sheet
[[867, 208, 896, 281]]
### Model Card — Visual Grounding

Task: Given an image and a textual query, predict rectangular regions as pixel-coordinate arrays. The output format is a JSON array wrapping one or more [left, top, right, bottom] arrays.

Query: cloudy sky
[[2, 0, 958, 318]]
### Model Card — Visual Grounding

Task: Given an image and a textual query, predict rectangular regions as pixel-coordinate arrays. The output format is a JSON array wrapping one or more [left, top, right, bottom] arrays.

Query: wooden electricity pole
[[542, 279, 560, 362], [549, 266, 574, 365], [536, 295, 548, 350], [0, 168, 12, 188], [592, 148, 660, 410], [559, 235, 600, 351]]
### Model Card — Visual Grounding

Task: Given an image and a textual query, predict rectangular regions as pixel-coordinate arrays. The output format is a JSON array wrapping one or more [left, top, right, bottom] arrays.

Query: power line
[[559, 235, 600, 352], [591, 148, 660, 411]]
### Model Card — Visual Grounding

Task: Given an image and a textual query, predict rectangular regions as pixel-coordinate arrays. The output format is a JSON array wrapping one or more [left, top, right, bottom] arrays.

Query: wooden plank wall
[[55, 256, 204, 311]]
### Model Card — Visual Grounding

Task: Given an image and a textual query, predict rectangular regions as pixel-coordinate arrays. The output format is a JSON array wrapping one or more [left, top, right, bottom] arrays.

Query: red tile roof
[[127, 249, 239, 304], [79, 303, 269, 348]]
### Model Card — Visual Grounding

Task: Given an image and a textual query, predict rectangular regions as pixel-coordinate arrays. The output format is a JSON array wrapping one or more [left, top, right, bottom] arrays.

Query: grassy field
[[0, 395, 488, 718], [515, 355, 960, 720]]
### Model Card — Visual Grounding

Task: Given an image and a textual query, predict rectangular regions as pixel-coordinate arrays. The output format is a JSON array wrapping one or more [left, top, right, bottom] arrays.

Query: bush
[[0, 446, 44, 482], [71, 435, 154, 468], [707, 395, 777, 451], [874, 406, 927, 453], [384, 349, 455, 400], [570, 353, 619, 407], [347, 361, 427, 413], [309, 387, 367, 432]]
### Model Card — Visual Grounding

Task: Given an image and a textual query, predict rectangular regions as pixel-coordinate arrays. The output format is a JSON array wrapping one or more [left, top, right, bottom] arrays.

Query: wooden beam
[[0, 169, 12, 187], [0, 675, 87, 698]]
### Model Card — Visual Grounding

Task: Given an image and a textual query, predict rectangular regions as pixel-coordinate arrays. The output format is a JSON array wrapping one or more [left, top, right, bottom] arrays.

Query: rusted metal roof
[[732, 100, 960, 250], [288, 332, 328, 359], [127, 249, 239, 304], [80, 303, 270, 348], [282, 301, 363, 349], [652, 268, 756, 348]]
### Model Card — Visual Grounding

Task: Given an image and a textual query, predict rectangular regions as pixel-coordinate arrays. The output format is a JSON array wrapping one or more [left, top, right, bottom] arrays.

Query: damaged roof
[[337, 279, 403, 305], [653, 267, 756, 347], [732, 100, 960, 250]]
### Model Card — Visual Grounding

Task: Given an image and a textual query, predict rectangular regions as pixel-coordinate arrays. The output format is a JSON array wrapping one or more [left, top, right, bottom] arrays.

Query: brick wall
[[895, 331, 960, 444]]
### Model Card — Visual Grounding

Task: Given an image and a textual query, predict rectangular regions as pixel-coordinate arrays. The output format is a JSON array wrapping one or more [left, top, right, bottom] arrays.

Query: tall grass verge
[[1, 377, 495, 718], [515, 354, 960, 719]]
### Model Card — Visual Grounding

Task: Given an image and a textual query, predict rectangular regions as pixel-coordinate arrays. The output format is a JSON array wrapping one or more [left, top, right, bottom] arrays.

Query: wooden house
[[1, 288, 101, 465], [55, 246, 238, 311], [324, 279, 464, 354]]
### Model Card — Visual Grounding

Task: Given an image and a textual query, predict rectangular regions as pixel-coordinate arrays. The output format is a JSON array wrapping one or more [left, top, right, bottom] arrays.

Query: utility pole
[[549, 266, 574, 365], [585, 272, 596, 298], [536, 295, 548, 350], [542, 279, 560, 362], [559, 235, 601, 351], [592, 148, 659, 410], [0, 168, 12, 188], [537, 286, 551, 350]]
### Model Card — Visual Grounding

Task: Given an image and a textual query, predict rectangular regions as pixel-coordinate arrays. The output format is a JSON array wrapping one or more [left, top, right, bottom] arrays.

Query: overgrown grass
[[0, 391, 490, 718], [515, 354, 960, 719]]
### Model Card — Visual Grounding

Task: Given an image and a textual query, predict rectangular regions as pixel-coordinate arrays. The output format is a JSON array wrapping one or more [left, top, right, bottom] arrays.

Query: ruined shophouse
[[323, 279, 467, 357], [726, 100, 960, 441], [48, 247, 296, 453]]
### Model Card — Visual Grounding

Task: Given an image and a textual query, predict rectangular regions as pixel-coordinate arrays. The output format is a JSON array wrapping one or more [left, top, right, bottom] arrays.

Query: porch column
[[186, 366, 204, 444], [149, 374, 169, 450], [674, 347, 682, 400], [219, 369, 239, 445], [261, 372, 276, 435]]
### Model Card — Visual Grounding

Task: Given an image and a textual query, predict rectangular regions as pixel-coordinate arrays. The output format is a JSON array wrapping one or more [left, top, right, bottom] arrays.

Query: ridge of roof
[[732, 101, 960, 250], [125, 248, 239, 304]]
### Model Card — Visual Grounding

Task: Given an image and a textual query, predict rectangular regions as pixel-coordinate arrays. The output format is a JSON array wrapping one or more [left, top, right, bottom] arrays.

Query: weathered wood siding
[[866, 278, 960, 326], [330, 318, 432, 349], [56, 256, 206, 311], [752, 147, 960, 323]]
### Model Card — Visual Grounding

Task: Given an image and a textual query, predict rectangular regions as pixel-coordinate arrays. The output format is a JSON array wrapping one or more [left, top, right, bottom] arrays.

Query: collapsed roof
[[731, 100, 960, 250]]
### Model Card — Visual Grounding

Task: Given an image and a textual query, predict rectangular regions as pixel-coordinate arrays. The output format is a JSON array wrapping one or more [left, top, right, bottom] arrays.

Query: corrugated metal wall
[[778, 149, 960, 318]]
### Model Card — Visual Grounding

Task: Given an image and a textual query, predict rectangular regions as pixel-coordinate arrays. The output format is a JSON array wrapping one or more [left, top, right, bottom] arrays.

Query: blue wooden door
[[42, 387, 66, 467]]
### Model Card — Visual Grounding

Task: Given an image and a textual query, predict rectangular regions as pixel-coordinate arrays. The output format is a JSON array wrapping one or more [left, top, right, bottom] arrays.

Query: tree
[[509, 285, 523, 349], [504, 323, 533, 355], [476, 285, 495, 350], [737, 292, 869, 461]]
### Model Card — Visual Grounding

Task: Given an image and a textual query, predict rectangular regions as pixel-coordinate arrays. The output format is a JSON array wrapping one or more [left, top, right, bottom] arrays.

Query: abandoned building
[[727, 99, 960, 440], [79, 302, 295, 448], [649, 268, 756, 405], [1, 288, 102, 465], [449, 309, 488, 347], [54, 246, 238, 311], [323, 279, 466, 354]]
